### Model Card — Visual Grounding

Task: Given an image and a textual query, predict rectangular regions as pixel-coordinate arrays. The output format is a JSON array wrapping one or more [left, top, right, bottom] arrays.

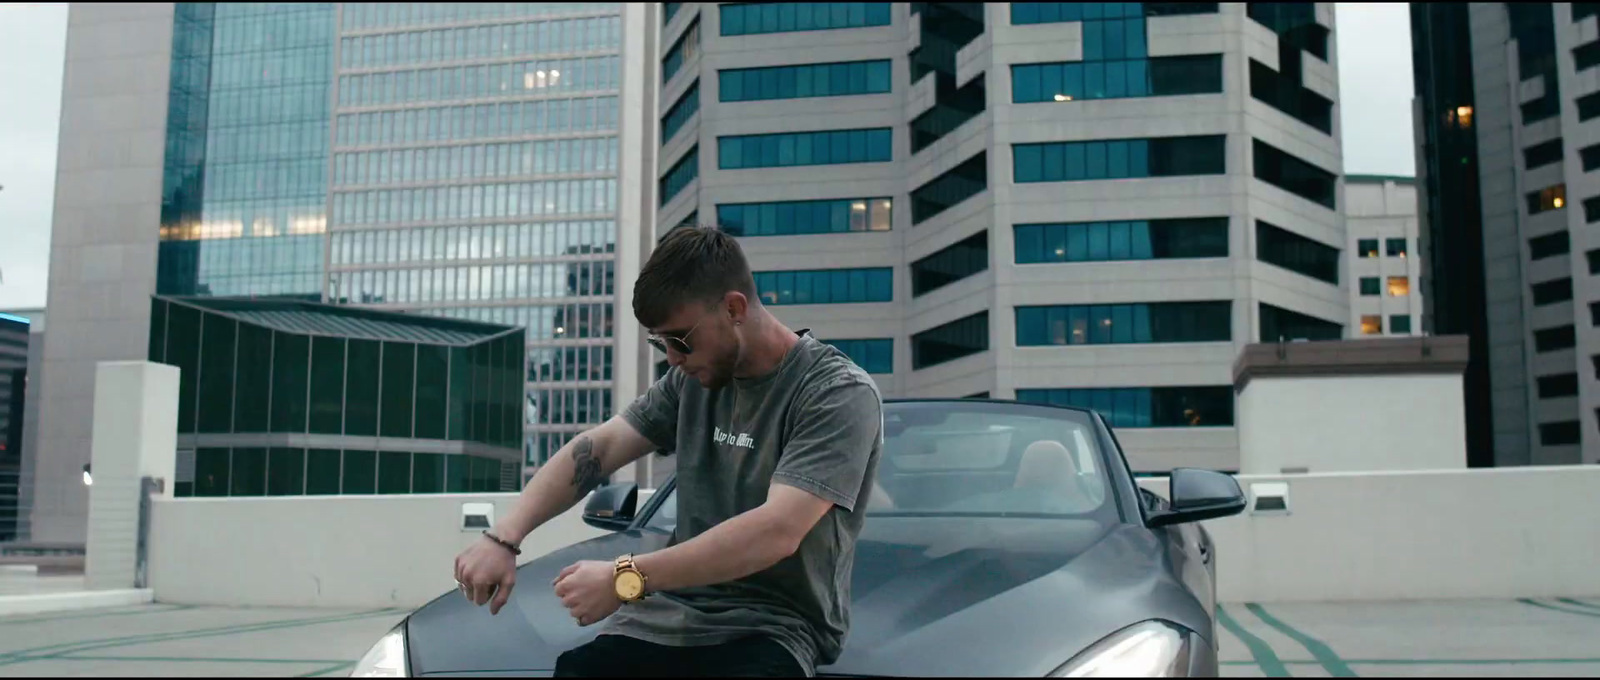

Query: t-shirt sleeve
[[771, 376, 883, 512], [620, 368, 683, 452]]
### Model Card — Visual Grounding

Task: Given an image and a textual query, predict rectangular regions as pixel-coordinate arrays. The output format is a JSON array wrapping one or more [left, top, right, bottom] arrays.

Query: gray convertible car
[[352, 398, 1246, 677]]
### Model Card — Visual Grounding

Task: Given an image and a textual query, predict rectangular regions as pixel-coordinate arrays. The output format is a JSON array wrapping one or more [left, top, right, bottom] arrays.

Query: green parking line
[[0, 608, 404, 666], [1244, 603, 1357, 678], [51, 654, 352, 664], [1227, 658, 1600, 666], [1557, 598, 1600, 613], [1519, 598, 1600, 621], [0, 604, 196, 626], [1215, 603, 1289, 677], [300, 660, 356, 677]]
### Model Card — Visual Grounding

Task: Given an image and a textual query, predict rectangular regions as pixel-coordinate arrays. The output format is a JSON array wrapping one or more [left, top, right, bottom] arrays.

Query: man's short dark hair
[[633, 226, 758, 328]]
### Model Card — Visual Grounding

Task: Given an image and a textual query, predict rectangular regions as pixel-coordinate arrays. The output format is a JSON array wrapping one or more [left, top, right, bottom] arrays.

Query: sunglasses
[[647, 315, 708, 355]]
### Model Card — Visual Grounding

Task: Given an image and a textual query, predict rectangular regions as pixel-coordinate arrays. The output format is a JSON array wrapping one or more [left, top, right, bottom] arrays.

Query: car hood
[[406, 518, 1208, 677]]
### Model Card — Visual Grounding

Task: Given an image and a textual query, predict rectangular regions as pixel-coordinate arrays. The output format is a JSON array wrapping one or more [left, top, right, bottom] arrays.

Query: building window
[[1246, 3, 1328, 60], [1013, 135, 1226, 183], [1529, 231, 1570, 260], [1532, 278, 1574, 306], [720, 3, 892, 36], [1527, 184, 1566, 214], [1582, 144, 1600, 172], [1586, 196, 1600, 224], [1015, 217, 1228, 263], [1252, 139, 1337, 209], [1360, 315, 1383, 336], [1386, 238, 1408, 257], [1014, 386, 1235, 428], [1576, 41, 1600, 72], [1387, 276, 1410, 297], [1360, 277, 1380, 296], [1357, 239, 1379, 258], [718, 197, 891, 236], [1523, 138, 1564, 169], [1539, 420, 1581, 446], [1016, 301, 1231, 346], [661, 80, 700, 146], [663, 3, 681, 25], [1011, 3, 1218, 25], [912, 231, 989, 296], [823, 338, 893, 374], [1580, 91, 1600, 122], [1534, 325, 1576, 353], [1260, 302, 1342, 342], [1389, 315, 1412, 334], [752, 267, 892, 305], [720, 59, 892, 102], [1248, 58, 1333, 134], [1537, 372, 1579, 399], [1010, 55, 1224, 103], [658, 146, 698, 207], [1256, 220, 1340, 285], [911, 152, 988, 225], [717, 127, 892, 169], [1588, 249, 1600, 274], [912, 311, 989, 369], [662, 18, 700, 85]]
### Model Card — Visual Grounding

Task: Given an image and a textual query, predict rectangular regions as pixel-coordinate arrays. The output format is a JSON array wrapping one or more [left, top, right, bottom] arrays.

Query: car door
[[1103, 420, 1218, 617]]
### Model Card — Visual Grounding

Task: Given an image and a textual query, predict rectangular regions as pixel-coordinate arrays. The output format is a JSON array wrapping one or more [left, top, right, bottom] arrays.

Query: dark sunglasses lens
[[649, 337, 692, 355]]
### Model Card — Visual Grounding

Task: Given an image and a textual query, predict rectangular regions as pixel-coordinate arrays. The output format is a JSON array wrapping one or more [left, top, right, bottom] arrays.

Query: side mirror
[[582, 482, 639, 532], [1146, 468, 1245, 528]]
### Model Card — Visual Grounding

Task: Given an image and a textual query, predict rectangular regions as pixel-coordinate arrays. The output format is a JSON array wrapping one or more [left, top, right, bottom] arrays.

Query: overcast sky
[[0, 2, 1417, 310]]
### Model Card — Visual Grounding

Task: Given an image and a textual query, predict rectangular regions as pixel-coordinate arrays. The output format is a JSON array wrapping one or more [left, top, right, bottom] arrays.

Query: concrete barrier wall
[[148, 466, 1600, 608], [1139, 465, 1600, 603], [147, 491, 649, 608]]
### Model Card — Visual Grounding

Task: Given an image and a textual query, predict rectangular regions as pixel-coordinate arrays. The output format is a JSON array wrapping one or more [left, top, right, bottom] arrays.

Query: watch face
[[615, 571, 644, 600]]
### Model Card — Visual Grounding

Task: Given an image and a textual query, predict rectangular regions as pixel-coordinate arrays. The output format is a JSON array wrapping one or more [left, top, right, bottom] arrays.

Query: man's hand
[[454, 537, 518, 615], [552, 560, 621, 627]]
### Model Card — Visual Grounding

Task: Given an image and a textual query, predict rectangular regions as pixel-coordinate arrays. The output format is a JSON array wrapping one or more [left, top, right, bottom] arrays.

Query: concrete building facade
[[30, 2, 654, 543], [655, 2, 1347, 472], [1345, 175, 1423, 338], [1415, 3, 1600, 467]]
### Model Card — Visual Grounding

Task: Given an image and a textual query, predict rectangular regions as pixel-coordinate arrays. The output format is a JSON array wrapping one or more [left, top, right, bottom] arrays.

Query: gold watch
[[613, 554, 647, 603]]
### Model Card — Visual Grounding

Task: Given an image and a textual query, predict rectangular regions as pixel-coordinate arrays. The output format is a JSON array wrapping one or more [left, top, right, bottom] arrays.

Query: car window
[[873, 401, 1113, 519], [643, 486, 677, 532]]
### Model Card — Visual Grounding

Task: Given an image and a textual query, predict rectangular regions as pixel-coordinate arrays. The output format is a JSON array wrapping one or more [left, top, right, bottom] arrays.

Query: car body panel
[[403, 400, 1226, 677]]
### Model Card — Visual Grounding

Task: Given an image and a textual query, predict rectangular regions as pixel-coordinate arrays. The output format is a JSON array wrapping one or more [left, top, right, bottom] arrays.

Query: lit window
[[1453, 105, 1473, 128], [1387, 276, 1410, 297], [1360, 315, 1383, 335], [1358, 238, 1379, 258], [1528, 184, 1566, 214], [1386, 237, 1407, 258]]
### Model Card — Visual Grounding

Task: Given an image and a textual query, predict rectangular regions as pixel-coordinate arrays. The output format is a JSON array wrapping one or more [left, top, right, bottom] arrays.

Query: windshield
[[869, 400, 1112, 518], [645, 400, 1117, 530]]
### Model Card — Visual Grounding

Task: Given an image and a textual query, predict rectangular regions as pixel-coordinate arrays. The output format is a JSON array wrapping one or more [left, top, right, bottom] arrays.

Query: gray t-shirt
[[604, 331, 884, 676]]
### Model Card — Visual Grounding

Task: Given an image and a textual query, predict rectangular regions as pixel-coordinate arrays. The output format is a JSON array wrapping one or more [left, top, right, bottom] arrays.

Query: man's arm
[[631, 483, 833, 593], [490, 415, 659, 544]]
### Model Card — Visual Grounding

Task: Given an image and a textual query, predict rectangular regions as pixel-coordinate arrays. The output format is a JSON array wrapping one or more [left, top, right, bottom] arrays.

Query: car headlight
[[1049, 620, 1191, 677], [350, 624, 409, 678]]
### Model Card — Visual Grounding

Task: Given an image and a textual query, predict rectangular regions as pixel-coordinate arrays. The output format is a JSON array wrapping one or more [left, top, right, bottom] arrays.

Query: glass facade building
[[152, 3, 632, 473], [326, 3, 626, 469], [148, 295, 525, 497], [158, 3, 335, 300]]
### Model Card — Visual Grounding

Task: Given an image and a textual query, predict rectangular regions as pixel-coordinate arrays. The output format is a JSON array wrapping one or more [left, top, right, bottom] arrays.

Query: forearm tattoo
[[570, 436, 603, 495]]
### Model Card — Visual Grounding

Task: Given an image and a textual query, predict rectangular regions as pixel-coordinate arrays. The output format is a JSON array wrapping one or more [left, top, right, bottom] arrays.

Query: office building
[[1412, 2, 1600, 466], [655, 2, 1347, 472], [0, 312, 30, 541], [1346, 175, 1422, 338], [31, 2, 655, 543], [147, 296, 525, 496]]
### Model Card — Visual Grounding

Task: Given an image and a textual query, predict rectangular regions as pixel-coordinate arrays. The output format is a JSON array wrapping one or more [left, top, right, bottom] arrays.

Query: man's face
[[648, 300, 741, 390]]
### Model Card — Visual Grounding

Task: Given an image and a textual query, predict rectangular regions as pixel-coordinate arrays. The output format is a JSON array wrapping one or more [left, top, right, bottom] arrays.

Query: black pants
[[553, 633, 806, 677]]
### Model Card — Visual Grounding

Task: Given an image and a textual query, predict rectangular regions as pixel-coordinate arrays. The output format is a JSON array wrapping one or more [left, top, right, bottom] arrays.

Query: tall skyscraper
[[655, 2, 1347, 472], [30, 2, 655, 543], [1412, 2, 1600, 467]]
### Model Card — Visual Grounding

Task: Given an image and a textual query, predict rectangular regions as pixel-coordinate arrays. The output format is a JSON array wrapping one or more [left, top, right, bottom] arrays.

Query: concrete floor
[[0, 598, 1596, 676]]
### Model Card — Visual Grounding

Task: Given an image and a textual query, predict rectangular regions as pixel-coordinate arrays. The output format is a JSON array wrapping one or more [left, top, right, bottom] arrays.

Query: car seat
[[1015, 439, 1080, 488]]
